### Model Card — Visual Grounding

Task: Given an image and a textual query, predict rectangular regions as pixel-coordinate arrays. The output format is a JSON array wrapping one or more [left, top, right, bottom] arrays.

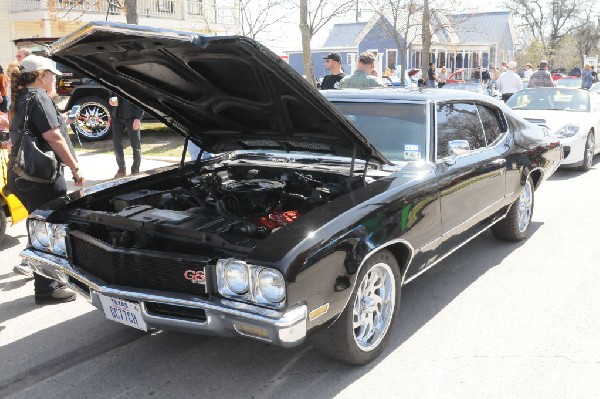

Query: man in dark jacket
[[109, 95, 144, 178], [321, 53, 346, 90]]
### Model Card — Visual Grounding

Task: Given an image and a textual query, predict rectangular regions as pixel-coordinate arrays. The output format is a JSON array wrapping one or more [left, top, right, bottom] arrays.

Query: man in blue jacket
[[109, 95, 144, 178]]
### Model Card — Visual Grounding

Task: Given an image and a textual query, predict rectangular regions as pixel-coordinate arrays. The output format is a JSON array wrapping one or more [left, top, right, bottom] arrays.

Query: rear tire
[[309, 250, 401, 365], [492, 176, 534, 241], [579, 132, 594, 171], [70, 96, 112, 141]]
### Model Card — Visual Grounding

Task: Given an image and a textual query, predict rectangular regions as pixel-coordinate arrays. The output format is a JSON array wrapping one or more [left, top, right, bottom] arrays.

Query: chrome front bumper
[[22, 249, 307, 347]]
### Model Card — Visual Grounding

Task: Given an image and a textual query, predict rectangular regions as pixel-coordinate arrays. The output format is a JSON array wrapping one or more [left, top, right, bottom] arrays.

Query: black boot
[[35, 286, 77, 305]]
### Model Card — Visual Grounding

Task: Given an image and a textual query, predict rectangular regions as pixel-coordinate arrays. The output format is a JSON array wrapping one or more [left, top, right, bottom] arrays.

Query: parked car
[[443, 82, 501, 99], [555, 77, 582, 88], [569, 67, 582, 77], [24, 22, 561, 365], [446, 68, 466, 84], [507, 87, 600, 170], [590, 81, 600, 93]]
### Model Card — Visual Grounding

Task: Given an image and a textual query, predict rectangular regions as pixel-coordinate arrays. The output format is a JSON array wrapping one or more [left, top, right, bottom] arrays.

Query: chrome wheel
[[352, 262, 396, 352], [73, 100, 111, 140], [517, 179, 533, 232]]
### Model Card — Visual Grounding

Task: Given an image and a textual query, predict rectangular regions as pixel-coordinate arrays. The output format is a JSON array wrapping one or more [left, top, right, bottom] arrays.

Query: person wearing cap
[[321, 52, 346, 90], [523, 63, 534, 80], [496, 60, 523, 102], [6, 54, 84, 304], [528, 60, 554, 88], [338, 51, 384, 89]]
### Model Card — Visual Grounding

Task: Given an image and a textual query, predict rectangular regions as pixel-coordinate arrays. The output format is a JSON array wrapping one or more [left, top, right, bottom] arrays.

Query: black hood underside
[[51, 22, 389, 164]]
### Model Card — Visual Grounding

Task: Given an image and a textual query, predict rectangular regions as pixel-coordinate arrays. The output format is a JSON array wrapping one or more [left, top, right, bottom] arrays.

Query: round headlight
[[51, 225, 67, 254], [225, 261, 249, 294], [31, 221, 50, 249], [258, 269, 285, 303]]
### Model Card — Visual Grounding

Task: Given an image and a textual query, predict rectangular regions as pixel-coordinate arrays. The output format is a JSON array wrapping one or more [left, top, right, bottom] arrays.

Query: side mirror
[[447, 140, 471, 157]]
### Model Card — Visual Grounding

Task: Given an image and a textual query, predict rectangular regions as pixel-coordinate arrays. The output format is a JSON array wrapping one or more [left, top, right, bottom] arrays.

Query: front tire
[[310, 250, 401, 365], [70, 96, 112, 141], [492, 176, 534, 241], [579, 132, 594, 171]]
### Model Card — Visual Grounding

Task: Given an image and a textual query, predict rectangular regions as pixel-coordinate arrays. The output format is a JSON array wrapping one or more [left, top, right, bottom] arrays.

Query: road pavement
[[1, 155, 599, 398]]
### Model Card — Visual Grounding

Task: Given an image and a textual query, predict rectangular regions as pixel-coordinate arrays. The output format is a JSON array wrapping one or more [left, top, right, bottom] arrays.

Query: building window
[[386, 49, 397, 68], [347, 53, 354, 65], [157, 0, 174, 13], [188, 0, 203, 15]]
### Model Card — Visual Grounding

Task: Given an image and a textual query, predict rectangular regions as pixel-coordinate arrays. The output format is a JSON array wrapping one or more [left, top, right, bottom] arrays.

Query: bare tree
[[123, 0, 139, 24], [370, 1, 422, 87], [573, 17, 600, 64], [239, 0, 289, 40], [420, 0, 432, 78], [298, 0, 355, 87], [504, 0, 591, 66]]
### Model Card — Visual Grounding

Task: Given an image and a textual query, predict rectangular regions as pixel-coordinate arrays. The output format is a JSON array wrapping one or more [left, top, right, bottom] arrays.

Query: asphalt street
[[1, 154, 599, 398]]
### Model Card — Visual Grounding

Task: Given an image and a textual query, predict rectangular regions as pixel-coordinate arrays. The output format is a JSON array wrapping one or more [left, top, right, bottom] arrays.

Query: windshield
[[333, 102, 428, 162], [445, 83, 486, 93], [507, 88, 590, 112], [555, 78, 582, 88]]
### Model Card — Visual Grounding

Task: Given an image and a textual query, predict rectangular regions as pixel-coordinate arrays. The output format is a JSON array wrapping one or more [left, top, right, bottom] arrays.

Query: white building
[[0, 0, 241, 69]]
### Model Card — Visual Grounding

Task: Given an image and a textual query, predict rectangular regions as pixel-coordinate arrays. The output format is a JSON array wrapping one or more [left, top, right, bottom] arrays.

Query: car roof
[[322, 87, 495, 103]]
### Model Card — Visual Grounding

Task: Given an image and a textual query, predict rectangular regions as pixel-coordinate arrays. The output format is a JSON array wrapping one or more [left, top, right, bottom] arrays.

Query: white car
[[507, 87, 600, 170]]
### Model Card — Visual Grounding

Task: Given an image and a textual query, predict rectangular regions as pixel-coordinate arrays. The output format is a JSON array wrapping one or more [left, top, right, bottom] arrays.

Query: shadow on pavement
[[0, 233, 27, 252], [549, 155, 599, 181], [0, 224, 541, 399]]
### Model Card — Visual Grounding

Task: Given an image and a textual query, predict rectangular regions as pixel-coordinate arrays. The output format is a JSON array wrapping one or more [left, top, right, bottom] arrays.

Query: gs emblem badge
[[184, 270, 206, 285]]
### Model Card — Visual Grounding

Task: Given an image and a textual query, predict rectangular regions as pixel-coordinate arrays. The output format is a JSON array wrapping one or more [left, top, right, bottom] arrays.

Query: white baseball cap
[[20, 54, 62, 75]]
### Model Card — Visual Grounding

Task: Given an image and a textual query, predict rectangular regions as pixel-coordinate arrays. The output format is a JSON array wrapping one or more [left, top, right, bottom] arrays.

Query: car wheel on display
[[492, 176, 534, 242], [70, 96, 112, 141], [579, 132, 594, 171], [310, 250, 401, 365], [0, 207, 7, 247]]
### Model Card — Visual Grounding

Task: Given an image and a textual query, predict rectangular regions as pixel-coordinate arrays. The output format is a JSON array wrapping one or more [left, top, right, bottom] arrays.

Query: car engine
[[65, 163, 366, 253]]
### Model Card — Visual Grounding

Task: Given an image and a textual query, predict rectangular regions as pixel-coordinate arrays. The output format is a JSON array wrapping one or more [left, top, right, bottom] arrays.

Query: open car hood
[[51, 22, 389, 164]]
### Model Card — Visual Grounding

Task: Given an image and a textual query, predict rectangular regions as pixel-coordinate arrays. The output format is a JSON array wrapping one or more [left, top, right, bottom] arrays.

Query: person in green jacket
[[338, 51, 384, 89]]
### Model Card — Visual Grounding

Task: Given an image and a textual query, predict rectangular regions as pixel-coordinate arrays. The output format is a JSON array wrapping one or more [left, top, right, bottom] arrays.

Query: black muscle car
[[22, 22, 561, 365]]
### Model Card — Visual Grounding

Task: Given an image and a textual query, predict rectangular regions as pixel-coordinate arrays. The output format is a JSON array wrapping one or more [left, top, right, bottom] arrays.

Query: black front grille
[[68, 231, 210, 297]]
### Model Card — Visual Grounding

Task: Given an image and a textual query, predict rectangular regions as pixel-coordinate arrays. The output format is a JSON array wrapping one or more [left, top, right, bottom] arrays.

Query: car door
[[435, 101, 507, 241]]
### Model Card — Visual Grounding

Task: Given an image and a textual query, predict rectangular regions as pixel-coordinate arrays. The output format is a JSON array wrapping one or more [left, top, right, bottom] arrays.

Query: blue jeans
[[112, 118, 141, 173], [428, 80, 436, 88]]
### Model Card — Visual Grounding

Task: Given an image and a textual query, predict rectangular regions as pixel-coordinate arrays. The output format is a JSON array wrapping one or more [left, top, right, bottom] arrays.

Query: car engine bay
[[64, 162, 373, 254]]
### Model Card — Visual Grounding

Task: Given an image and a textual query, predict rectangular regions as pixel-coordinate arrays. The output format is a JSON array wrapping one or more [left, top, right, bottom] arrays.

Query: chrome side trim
[[414, 195, 507, 257], [403, 214, 507, 284], [440, 195, 506, 237]]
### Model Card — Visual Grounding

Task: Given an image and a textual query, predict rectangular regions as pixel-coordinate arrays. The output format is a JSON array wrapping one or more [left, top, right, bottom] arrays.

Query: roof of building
[[322, 22, 368, 48], [449, 11, 514, 43]]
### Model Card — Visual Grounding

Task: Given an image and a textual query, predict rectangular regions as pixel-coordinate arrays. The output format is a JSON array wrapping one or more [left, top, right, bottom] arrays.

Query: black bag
[[13, 94, 59, 184]]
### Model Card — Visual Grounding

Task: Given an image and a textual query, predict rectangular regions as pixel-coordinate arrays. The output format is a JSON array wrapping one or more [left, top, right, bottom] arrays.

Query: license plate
[[99, 294, 148, 331]]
